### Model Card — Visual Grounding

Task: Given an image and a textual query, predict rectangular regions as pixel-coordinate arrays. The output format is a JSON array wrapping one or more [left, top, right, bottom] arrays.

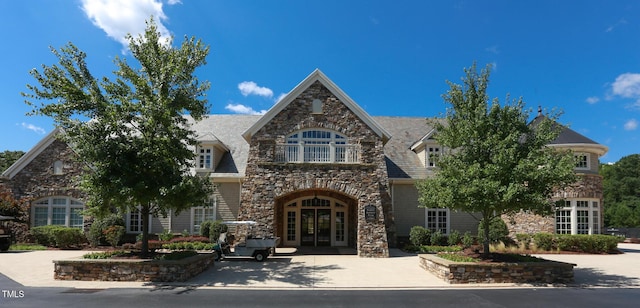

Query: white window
[[426, 145, 441, 168], [191, 197, 217, 234], [31, 197, 84, 228], [53, 160, 63, 175], [574, 153, 590, 170], [127, 208, 143, 233], [311, 99, 323, 114], [555, 199, 600, 235], [425, 208, 449, 234], [198, 147, 213, 169]]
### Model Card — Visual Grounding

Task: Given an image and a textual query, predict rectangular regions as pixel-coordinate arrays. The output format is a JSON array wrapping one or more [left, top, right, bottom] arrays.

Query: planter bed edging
[[419, 254, 575, 284], [53, 252, 215, 282]]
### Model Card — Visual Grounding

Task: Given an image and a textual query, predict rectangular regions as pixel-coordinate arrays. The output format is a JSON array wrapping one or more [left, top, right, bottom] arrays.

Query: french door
[[301, 209, 331, 246]]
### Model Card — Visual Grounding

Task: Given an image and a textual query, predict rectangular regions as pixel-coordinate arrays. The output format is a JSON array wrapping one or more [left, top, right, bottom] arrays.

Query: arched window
[[276, 129, 358, 163], [32, 196, 84, 228]]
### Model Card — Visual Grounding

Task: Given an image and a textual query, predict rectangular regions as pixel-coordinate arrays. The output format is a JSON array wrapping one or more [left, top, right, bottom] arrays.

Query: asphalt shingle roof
[[187, 114, 431, 180]]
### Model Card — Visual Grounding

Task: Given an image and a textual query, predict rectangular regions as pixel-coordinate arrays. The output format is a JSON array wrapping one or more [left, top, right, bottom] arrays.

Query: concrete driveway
[[1, 244, 638, 290]]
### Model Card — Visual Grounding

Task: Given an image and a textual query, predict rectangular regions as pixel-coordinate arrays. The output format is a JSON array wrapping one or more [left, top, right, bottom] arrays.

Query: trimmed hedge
[[31, 225, 86, 249], [532, 233, 619, 253], [556, 234, 619, 253]]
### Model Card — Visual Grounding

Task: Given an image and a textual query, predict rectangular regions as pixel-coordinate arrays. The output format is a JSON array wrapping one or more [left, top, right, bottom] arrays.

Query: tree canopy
[[601, 154, 640, 227], [0, 150, 25, 173], [22, 18, 213, 257], [416, 63, 577, 255]]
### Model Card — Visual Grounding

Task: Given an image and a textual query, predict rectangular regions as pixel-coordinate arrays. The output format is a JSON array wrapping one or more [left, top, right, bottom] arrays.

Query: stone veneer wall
[[504, 173, 604, 237], [7, 139, 84, 200], [419, 254, 575, 284], [54, 253, 215, 282], [239, 81, 394, 257]]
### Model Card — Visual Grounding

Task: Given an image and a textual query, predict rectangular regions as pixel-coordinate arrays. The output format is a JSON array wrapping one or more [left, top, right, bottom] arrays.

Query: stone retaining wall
[[419, 254, 575, 284], [53, 253, 215, 282]]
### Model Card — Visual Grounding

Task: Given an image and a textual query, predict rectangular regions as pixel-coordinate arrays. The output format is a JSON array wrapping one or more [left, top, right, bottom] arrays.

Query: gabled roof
[[242, 69, 392, 143], [409, 128, 437, 151], [1, 127, 61, 179], [195, 131, 229, 152]]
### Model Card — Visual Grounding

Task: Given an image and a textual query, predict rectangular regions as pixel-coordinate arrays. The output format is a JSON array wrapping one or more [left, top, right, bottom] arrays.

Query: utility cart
[[215, 221, 280, 262]]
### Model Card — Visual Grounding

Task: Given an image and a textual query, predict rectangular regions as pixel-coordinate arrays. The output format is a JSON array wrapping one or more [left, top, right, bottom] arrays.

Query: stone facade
[[6, 138, 84, 201], [239, 81, 393, 257], [504, 173, 605, 237], [53, 253, 215, 282]]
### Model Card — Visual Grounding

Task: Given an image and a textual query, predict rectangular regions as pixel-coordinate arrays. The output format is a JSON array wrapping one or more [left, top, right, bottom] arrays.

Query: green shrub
[[157, 229, 175, 242], [103, 225, 125, 247], [31, 225, 85, 248], [200, 220, 214, 238], [448, 230, 461, 246], [436, 252, 477, 263], [461, 231, 474, 248], [515, 233, 532, 250], [209, 221, 229, 243], [556, 234, 619, 253], [477, 217, 510, 244], [533, 232, 555, 251], [430, 231, 447, 246], [31, 225, 57, 247], [87, 214, 125, 247], [155, 250, 198, 260], [161, 241, 215, 251], [420, 245, 462, 253], [83, 250, 128, 259], [53, 227, 85, 249], [409, 226, 431, 246]]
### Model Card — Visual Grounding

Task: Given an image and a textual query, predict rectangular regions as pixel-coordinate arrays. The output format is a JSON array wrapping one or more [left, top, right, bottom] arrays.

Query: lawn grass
[[9, 243, 47, 251]]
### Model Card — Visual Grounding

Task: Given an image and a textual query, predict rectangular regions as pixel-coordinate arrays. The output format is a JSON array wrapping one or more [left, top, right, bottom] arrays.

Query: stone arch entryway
[[275, 189, 357, 248]]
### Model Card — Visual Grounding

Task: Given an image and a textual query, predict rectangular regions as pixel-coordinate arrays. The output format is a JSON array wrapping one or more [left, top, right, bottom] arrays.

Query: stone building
[[0, 69, 608, 257]]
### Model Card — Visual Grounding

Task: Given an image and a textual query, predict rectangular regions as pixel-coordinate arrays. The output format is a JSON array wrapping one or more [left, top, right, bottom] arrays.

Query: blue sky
[[1, 0, 638, 163]]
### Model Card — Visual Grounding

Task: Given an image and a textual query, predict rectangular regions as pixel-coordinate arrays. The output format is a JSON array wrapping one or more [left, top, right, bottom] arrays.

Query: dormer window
[[198, 147, 213, 169], [574, 153, 590, 170], [426, 146, 441, 168]]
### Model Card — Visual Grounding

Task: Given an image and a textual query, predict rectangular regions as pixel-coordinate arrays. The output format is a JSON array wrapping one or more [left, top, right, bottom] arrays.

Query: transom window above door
[[276, 129, 359, 163]]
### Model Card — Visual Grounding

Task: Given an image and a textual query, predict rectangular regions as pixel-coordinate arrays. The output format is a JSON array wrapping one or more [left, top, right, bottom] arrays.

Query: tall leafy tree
[[0, 151, 25, 173], [416, 63, 577, 256], [601, 154, 640, 227], [22, 18, 213, 257]]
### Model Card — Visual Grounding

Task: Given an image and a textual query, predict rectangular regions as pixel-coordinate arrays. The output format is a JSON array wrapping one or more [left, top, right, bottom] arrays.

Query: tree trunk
[[482, 220, 490, 258], [140, 205, 150, 259]]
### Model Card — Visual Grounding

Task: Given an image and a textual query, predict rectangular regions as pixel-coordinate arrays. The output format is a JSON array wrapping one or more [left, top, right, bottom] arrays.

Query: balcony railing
[[275, 143, 360, 163]]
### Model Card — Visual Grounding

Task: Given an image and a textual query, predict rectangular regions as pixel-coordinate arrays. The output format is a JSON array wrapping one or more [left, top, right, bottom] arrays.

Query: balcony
[[275, 143, 360, 163]]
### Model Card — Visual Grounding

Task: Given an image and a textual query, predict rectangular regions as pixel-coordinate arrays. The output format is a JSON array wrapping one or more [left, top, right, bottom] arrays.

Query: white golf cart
[[215, 221, 280, 262]]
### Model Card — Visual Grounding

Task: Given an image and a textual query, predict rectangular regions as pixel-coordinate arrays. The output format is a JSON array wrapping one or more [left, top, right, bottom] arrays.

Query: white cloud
[[586, 96, 599, 104], [611, 73, 640, 98], [606, 18, 627, 33], [275, 93, 288, 103], [624, 119, 638, 131], [225, 103, 267, 115], [80, 0, 179, 50], [19, 122, 46, 135], [238, 81, 274, 98], [485, 45, 499, 54]]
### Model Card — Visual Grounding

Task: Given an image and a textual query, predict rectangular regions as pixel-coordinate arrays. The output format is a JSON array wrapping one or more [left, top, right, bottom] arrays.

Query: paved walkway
[[1, 244, 639, 290]]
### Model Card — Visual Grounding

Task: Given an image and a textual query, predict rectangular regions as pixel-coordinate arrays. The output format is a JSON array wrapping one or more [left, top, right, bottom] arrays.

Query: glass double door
[[300, 209, 331, 246]]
